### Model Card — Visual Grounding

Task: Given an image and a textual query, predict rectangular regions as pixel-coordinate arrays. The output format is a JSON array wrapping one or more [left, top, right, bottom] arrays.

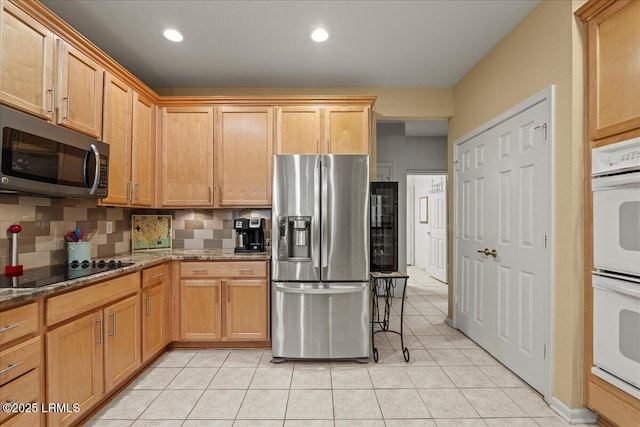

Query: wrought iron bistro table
[[370, 271, 410, 363]]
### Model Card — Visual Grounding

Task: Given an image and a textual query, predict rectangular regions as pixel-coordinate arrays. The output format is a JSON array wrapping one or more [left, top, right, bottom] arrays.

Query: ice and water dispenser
[[277, 216, 311, 260]]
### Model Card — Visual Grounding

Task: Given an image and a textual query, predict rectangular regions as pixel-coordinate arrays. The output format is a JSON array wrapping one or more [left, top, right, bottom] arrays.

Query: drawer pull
[[237, 268, 254, 273], [0, 324, 19, 334], [191, 268, 208, 274], [150, 273, 165, 279], [0, 362, 22, 375], [5, 398, 19, 405]]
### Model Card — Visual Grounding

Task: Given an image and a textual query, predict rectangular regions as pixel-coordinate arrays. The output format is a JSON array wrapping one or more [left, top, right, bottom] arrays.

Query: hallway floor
[[87, 267, 590, 426]]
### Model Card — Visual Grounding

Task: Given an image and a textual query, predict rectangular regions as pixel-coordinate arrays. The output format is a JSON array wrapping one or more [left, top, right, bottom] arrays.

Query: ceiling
[[40, 0, 540, 89], [40, 0, 539, 137]]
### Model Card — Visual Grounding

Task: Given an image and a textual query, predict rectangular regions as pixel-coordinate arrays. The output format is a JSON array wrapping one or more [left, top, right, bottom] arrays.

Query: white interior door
[[427, 177, 448, 283], [456, 99, 549, 394], [407, 185, 415, 266]]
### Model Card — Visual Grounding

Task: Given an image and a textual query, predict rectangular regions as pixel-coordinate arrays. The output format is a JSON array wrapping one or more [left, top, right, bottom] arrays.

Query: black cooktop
[[0, 260, 135, 288]]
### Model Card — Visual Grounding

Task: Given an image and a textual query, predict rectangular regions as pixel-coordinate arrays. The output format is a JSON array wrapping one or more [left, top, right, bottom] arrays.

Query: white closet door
[[456, 99, 549, 394]]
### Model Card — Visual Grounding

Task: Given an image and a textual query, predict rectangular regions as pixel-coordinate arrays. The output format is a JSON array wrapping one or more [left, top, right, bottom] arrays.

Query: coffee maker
[[233, 218, 265, 252]]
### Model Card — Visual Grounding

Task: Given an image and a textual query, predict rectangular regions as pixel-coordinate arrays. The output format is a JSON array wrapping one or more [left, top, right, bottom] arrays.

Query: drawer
[[181, 261, 266, 278], [0, 336, 41, 386], [142, 263, 169, 289], [47, 273, 140, 326], [0, 304, 38, 346], [0, 408, 41, 427], [0, 368, 40, 424]]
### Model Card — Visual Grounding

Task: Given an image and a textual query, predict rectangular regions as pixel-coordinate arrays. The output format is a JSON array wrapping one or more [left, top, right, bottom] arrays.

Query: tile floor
[[87, 267, 590, 426]]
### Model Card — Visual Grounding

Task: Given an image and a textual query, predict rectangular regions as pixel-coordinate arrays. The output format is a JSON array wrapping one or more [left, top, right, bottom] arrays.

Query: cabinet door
[[142, 283, 167, 363], [101, 73, 132, 206], [215, 106, 273, 206], [131, 92, 156, 207], [324, 106, 370, 154], [56, 40, 104, 138], [587, 1, 640, 139], [180, 279, 222, 340], [276, 106, 321, 154], [161, 107, 214, 207], [225, 279, 268, 340], [46, 310, 103, 427], [0, 2, 54, 119], [104, 295, 141, 392]]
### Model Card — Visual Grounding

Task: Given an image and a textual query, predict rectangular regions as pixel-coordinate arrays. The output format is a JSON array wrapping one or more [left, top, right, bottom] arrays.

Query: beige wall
[[154, 86, 454, 120], [448, 0, 587, 408]]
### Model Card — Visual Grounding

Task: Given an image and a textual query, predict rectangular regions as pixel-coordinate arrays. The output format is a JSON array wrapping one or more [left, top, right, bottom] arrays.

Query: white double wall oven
[[591, 137, 640, 399]]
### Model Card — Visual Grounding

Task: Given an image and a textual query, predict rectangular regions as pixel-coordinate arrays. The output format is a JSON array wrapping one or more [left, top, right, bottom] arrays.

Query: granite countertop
[[0, 248, 271, 308]]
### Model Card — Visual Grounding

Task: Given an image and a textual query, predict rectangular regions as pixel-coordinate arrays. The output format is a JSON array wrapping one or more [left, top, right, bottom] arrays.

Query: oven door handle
[[592, 171, 640, 191], [593, 278, 640, 298]]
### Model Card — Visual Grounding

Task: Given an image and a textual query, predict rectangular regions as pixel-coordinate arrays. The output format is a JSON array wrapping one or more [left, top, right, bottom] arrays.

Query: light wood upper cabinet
[[215, 106, 273, 206], [0, 1, 55, 119], [103, 294, 141, 393], [101, 73, 133, 205], [276, 104, 371, 155], [324, 106, 370, 154], [161, 106, 214, 207], [225, 279, 268, 340], [46, 310, 104, 427], [584, 0, 640, 141], [56, 40, 104, 138], [276, 106, 321, 154], [131, 92, 156, 206], [101, 81, 156, 207]]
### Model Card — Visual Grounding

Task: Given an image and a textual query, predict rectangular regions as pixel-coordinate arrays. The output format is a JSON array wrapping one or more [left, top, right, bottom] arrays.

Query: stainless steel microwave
[[0, 106, 108, 198]]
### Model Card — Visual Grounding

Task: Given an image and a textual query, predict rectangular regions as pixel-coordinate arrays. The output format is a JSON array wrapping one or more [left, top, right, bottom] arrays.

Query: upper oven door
[[592, 171, 640, 276]]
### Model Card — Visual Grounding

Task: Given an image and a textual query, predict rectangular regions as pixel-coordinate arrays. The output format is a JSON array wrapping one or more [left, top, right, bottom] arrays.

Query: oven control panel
[[592, 136, 640, 176]]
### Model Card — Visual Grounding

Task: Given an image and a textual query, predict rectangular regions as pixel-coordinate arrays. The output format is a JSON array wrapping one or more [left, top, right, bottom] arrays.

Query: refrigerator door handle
[[274, 283, 366, 295], [321, 164, 329, 268], [313, 164, 321, 270]]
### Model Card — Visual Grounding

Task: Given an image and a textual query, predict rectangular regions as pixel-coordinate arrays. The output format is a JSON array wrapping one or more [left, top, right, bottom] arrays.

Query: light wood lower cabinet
[[103, 295, 141, 391], [225, 279, 268, 340], [141, 263, 171, 362], [180, 279, 222, 340], [179, 261, 269, 342], [45, 274, 141, 426], [46, 310, 103, 427]]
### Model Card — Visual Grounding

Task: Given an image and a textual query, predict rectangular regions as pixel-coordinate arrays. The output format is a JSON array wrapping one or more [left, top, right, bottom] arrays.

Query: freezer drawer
[[271, 281, 370, 360]]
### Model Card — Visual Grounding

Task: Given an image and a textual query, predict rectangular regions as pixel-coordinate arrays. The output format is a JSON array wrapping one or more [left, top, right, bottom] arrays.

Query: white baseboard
[[549, 397, 597, 425]]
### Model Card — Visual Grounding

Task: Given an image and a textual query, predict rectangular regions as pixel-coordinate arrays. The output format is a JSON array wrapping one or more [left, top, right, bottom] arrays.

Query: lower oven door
[[592, 274, 640, 389], [592, 172, 640, 276], [271, 282, 370, 360]]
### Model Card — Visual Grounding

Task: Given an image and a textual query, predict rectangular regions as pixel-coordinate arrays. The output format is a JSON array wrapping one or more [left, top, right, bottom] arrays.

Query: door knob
[[489, 249, 498, 258], [477, 248, 490, 256]]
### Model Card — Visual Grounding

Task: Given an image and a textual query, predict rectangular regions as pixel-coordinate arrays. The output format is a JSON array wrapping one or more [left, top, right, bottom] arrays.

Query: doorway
[[407, 174, 448, 283]]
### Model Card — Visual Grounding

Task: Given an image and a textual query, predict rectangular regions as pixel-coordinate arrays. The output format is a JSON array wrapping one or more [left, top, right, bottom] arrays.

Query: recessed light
[[163, 28, 183, 42], [309, 28, 329, 43]]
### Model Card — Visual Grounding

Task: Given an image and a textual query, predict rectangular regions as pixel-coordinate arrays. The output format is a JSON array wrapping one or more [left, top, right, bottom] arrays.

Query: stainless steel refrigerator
[[271, 154, 370, 361]]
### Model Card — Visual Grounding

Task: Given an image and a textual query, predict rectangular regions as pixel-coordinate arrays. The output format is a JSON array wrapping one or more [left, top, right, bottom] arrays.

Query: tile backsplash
[[0, 194, 271, 271]]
